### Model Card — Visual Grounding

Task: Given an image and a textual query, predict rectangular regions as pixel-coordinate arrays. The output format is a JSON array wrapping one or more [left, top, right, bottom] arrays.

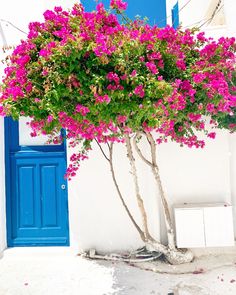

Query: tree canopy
[[0, 0, 235, 178]]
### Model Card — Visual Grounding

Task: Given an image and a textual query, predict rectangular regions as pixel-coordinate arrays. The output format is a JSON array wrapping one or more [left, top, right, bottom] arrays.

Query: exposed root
[[84, 244, 194, 266], [165, 249, 194, 265], [85, 247, 162, 263], [144, 241, 194, 265]]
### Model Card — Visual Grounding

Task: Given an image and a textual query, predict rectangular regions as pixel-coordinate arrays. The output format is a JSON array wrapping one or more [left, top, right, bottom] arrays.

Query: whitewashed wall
[[68, 129, 232, 252], [71, 0, 236, 251], [68, 140, 162, 253], [178, 0, 213, 28], [166, 0, 178, 25], [168, 0, 236, 243], [0, 0, 235, 255]]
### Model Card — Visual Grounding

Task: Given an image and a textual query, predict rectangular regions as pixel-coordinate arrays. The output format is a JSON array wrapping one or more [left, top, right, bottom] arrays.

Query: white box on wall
[[174, 203, 235, 248]]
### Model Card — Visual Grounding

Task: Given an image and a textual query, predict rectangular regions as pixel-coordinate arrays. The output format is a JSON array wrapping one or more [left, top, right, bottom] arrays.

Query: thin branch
[[106, 142, 111, 150], [0, 19, 27, 35], [108, 142, 146, 241], [0, 23, 7, 46], [95, 139, 110, 162], [133, 133, 152, 167]]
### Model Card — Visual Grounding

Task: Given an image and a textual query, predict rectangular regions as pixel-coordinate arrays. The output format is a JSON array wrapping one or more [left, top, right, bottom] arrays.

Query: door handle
[[61, 184, 66, 190]]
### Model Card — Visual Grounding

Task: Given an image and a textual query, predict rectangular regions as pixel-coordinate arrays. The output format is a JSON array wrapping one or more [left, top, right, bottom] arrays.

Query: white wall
[[68, 140, 161, 253], [67, 129, 232, 252], [0, 0, 235, 255], [179, 0, 236, 240], [178, 0, 211, 28], [166, 0, 178, 25], [224, 0, 236, 33], [229, 133, 236, 233]]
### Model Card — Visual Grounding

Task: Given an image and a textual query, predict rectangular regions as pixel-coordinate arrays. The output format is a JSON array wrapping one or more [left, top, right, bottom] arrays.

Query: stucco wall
[[229, 134, 236, 232], [68, 130, 232, 252], [178, 0, 212, 28], [176, 0, 236, 241], [67, 140, 161, 253], [0, 0, 235, 254]]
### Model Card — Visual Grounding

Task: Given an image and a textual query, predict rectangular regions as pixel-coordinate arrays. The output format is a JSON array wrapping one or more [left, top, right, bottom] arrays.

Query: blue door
[[5, 117, 70, 246]]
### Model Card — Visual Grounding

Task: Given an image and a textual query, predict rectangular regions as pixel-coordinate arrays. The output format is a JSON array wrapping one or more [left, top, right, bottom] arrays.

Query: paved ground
[[0, 248, 236, 295]]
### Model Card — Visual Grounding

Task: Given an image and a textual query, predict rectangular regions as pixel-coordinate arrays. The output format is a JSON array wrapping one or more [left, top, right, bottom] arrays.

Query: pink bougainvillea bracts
[[0, 1, 235, 178]]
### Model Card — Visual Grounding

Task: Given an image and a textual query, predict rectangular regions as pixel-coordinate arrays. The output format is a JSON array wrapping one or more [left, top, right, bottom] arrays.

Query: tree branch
[[108, 142, 146, 241], [145, 132, 176, 250], [95, 139, 110, 162], [133, 133, 153, 167], [125, 133, 154, 242]]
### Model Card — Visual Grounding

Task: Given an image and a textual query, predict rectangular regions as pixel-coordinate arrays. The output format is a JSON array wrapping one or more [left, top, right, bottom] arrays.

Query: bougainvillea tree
[[0, 0, 235, 264]]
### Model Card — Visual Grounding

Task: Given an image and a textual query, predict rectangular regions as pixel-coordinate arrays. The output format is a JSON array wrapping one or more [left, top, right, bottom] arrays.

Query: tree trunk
[[124, 134, 152, 241], [108, 142, 146, 242], [95, 138, 194, 265], [145, 132, 176, 250], [133, 132, 194, 264]]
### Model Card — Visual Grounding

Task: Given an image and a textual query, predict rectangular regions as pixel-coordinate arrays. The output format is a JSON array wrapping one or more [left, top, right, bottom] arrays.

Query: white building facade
[[0, 0, 235, 256]]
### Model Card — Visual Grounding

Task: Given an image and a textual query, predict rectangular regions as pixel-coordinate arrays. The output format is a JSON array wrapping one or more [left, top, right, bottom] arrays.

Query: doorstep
[[2, 247, 75, 260]]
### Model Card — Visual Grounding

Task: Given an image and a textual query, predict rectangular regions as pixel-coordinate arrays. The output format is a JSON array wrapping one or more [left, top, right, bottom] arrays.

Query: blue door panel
[[5, 117, 70, 247], [18, 165, 36, 228], [41, 165, 58, 227]]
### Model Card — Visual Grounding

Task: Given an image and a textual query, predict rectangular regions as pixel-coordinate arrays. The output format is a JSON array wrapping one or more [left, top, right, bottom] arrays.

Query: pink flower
[[16, 55, 31, 67], [197, 32, 207, 42], [0, 106, 6, 116], [47, 41, 56, 50], [188, 113, 202, 122], [96, 3, 105, 12], [106, 72, 120, 84], [95, 94, 111, 104], [117, 115, 127, 124], [25, 83, 32, 93], [75, 104, 90, 116], [207, 132, 216, 139], [139, 56, 145, 62], [198, 103, 203, 110], [176, 59, 186, 71], [120, 74, 127, 80], [110, 0, 128, 11], [47, 115, 53, 123], [54, 6, 63, 13], [43, 10, 56, 21], [145, 62, 158, 75], [147, 52, 161, 60], [42, 69, 48, 76], [39, 49, 50, 58], [134, 85, 145, 98], [206, 103, 215, 113], [193, 73, 206, 84], [130, 70, 137, 77]]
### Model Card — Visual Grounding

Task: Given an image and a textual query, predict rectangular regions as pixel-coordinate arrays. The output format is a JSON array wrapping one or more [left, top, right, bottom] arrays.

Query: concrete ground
[[0, 248, 236, 295]]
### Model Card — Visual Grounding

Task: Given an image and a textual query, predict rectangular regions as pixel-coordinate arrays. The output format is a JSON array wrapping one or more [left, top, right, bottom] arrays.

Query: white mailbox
[[174, 203, 235, 248]]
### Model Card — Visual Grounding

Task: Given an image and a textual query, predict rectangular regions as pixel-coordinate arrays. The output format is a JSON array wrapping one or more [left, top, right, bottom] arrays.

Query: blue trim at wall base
[[8, 237, 69, 247]]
